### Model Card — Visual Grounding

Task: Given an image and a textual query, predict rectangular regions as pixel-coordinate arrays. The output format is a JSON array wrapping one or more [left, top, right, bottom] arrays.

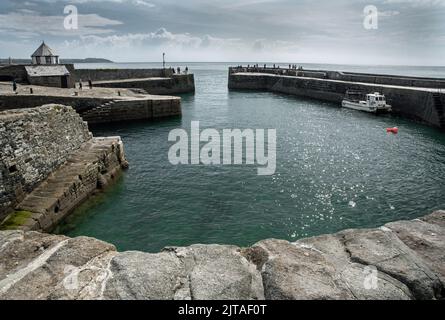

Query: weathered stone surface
[[248, 236, 412, 300], [298, 234, 413, 300], [103, 251, 185, 300], [385, 217, 445, 288], [0, 211, 444, 300], [0, 230, 65, 282], [340, 227, 442, 299], [177, 244, 264, 300], [104, 245, 264, 300], [251, 238, 354, 300], [421, 210, 445, 228], [0, 231, 115, 300]]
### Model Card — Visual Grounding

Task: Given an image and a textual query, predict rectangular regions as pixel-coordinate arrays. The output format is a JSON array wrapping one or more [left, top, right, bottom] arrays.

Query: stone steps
[[81, 101, 116, 118], [14, 137, 125, 231]]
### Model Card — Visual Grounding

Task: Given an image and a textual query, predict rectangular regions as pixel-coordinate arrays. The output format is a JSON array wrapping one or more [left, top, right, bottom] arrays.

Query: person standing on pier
[[12, 80, 17, 93], [88, 79, 93, 89], [185, 66, 188, 74], [177, 67, 181, 74]]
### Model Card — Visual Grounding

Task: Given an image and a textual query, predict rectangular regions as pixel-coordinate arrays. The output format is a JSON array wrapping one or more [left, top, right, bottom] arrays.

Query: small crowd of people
[[76, 79, 93, 90], [171, 66, 189, 75], [234, 64, 304, 71], [289, 64, 304, 70]]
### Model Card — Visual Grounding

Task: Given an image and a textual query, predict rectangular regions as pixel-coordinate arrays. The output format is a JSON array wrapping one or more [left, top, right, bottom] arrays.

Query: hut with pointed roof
[[31, 41, 59, 65], [22, 42, 75, 88]]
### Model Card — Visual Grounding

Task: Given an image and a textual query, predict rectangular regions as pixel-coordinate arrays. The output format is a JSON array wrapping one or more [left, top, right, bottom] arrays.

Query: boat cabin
[[366, 92, 387, 105]]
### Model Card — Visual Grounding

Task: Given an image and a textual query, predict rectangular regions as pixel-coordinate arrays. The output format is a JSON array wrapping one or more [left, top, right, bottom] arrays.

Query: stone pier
[[74, 68, 195, 95], [228, 68, 445, 129], [0, 83, 181, 124], [93, 74, 195, 95]]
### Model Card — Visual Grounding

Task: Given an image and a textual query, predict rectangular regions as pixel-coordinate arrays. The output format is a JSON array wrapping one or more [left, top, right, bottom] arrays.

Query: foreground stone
[[0, 211, 444, 300]]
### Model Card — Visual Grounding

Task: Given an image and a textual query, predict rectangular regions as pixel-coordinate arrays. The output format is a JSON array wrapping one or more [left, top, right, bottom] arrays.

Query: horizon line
[[1, 58, 444, 68]]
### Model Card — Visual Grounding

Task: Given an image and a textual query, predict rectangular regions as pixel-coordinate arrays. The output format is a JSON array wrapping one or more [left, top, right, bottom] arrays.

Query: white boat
[[342, 91, 392, 114]]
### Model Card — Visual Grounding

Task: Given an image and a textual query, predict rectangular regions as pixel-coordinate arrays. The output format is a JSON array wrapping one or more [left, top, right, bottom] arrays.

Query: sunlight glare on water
[[59, 63, 445, 252]]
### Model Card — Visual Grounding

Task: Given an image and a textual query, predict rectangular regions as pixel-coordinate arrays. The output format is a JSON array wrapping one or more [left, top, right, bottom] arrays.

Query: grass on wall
[[0, 210, 32, 230]]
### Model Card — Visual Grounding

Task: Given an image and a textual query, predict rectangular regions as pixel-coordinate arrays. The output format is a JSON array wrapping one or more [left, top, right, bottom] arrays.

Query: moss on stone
[[0, 210, 32, 230]]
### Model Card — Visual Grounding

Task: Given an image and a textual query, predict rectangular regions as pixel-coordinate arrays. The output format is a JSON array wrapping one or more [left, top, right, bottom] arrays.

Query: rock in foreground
[[0, 211, 444, 300]]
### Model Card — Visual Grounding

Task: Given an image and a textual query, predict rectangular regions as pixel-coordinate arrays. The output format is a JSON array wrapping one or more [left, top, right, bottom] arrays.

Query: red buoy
[[386, 127, 399, 134]]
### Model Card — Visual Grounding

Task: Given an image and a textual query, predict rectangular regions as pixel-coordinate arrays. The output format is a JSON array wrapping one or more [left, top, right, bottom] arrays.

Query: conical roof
[[31, 42, 57, 57]]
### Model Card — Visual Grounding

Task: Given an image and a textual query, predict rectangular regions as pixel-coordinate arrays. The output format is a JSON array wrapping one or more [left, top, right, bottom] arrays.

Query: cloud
[[379, 10, 401, 17], [58, 27, 304, 61], [132, 0, 155, 7], [25, 0, 155, 6], [200, 35, 241, 48], [222, 0, 281, 9], [0, 9, 123, 37], [0, 0, 443, 65], [383, 0, 445, 7], [66, 28, 237, 50]]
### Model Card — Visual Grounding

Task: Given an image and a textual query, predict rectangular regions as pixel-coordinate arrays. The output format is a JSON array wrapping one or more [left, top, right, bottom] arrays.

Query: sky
[[0, 0, 444, 65]]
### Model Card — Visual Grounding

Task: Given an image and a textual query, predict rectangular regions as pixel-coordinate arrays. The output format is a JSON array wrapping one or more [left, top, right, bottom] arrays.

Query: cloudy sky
[[0, 0, 444, 65]]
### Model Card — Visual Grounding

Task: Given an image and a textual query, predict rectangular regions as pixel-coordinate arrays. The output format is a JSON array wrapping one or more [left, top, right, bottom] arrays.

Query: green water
[[60, 63, 445, 252]]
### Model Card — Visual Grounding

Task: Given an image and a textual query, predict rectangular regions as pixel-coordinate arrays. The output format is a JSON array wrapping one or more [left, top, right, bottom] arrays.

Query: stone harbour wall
[[93, 74, 196, 95], [0, 210, 444, 300], [79, 97, 181, 124], [228, 72, 445, 129], [0, 105, 92, 219], [73, 68, 174, 82], [0, 95, 182, 124], [0, 65, 27, 82], [229, 67, 445, 89], [0, 94, 109, 114]]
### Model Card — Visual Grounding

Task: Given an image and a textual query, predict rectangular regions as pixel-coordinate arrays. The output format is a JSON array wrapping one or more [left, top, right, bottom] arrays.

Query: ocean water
[[58, 63, 445, 252]]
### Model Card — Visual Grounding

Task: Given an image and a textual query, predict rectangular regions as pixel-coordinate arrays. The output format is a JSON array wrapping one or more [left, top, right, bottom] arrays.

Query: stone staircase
[[81, 100, 116, 120], [15, 137, 126, 231], [432, 93, 445, 129]]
